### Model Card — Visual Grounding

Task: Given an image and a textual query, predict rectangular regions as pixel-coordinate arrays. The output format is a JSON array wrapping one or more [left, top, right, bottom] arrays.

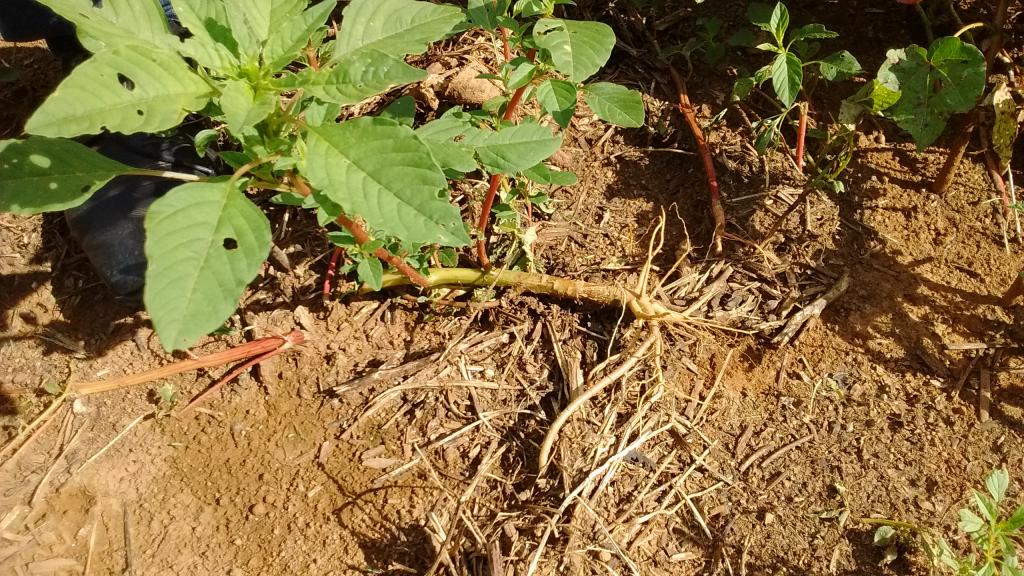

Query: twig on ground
[[772, 271, 850, 345], [74, 414, 149, 476], [72, 330, 304, 395], [0, 390, 69, 467]]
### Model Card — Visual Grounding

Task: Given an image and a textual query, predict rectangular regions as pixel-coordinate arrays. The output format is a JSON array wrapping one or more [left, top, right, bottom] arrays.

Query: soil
[[2, 2, 1024, 575]]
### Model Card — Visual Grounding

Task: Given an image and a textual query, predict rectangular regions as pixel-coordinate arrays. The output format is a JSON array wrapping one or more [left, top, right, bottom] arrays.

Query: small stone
[[597, 550, 612, 563], [250, 503, 268, 517], [229, 569, 245, 576]]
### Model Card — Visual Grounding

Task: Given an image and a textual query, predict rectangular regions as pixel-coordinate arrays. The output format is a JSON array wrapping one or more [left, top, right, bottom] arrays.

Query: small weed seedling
[[868, 468, 1024, 575], [733, 2, 861, 170], [0, 0, 644, 351]]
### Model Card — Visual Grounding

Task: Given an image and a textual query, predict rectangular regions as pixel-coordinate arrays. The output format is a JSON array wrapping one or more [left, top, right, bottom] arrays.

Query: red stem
[[666, 65, 725, 253], [289, 173, 430, 288], [324, 247, 342, 298], [795, 104, 808, 172], [476, 48, 538, 268]]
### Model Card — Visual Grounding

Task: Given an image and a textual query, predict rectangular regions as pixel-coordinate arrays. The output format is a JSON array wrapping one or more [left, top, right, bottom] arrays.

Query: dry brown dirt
[[2, 1, 1024, 575]]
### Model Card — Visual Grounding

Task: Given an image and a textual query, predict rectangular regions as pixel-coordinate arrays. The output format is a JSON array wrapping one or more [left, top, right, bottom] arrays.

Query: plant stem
[[288, 172, 431, 288], [125, 169, 204, 182], [933, 111, 977, 195], [795, 103, 808, 172], [324, 247, 343, 299], [476, 48, 538, 268], [373, 267, 702, 324], [71, 331, 305, 395], [666, 64, 725, 253]]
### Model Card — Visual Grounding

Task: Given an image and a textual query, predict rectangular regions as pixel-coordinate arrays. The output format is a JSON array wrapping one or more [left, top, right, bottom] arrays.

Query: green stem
[[124, 169, 204, 182]]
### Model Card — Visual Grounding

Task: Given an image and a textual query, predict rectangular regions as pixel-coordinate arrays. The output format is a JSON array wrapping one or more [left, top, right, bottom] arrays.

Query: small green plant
[[842, 34, 986, 149], [732, 1, 861, 166], [869, 468, 1024, 575], [0, 0, 644, 351]]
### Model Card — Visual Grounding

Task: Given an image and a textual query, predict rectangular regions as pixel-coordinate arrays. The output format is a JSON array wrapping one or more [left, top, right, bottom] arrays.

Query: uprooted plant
[[0, 0, 649, 352]]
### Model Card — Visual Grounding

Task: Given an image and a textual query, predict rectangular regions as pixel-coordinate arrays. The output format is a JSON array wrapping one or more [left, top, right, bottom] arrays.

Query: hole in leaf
[[136, 109, 144, 116], [117, 73, 135, 91], [222, 238, 238, 250]]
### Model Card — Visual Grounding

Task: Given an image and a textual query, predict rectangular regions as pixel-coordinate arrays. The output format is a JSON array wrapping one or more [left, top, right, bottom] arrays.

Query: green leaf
[[264, 0, 336, 72], [731, 76, 756, 102], [820, 50, 861, 81], [584, 82, 645, 128], [768, 2, 789, 44], [838, 79, 900, 128], [960, 507, 987, 533], [382, 96, 418, 127], [468, 0, 511, 30], [536, 79, 577, 128], [36, 0, 177, 53], [789, 23, 837, 44], [25, 46, 212, 137], [507, 58, 538, 90], [987, 468, 1010, 504], [144, 180, 272, 351], [1003, 505, 1024, 532], [171, 0, 241, 71], [219, 79, 278, 137], [415, 110, 479, 174], [514, 0, 553, 17], [304, 100, 341, 127], [305, 117, 469, 246], [872, 526, 897, 547], [460, 122, 562, 174], [974, 490, 999, 523], [0, 137, 133, 214], [357, 257, 384, 290], [522, 163, 577, 185], [332, 0, 465, 62], [770, 51, 802, 107], [281, 49, 427, 106], [877, 37, 986, 148], [533, 18, 616, 83], [194, 129, 220, 156], [222, 0, 307, 60], [987, 82, 1017, 171]]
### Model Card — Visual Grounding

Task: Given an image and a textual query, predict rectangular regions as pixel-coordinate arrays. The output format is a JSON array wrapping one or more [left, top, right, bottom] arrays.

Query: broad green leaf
[[264, 0, 336, 72], [522, 163, 577, 186], [220, 79, 278, 136], [382, 96, 418, 127], [144, 180, 272, 351], [768, 2, 789, 44], [789, 23, 837, 44], [283, 49, 426, 106], [25, 47, 212, 137], [838, 79, 900, 128], [36, 0, 176, 53], [507, 58, 538, 90], [332, 0, 465, 62], [460, 122, 562, 174], [171, 0, 241, 71], [584, 82, 645, 128], [468, 0, 511, 30], [357, 257, 384, 290], [959, 508, 986, 534], [770, 51, 802, 107], [820, 50, 861, 81], [536, 79, 577, 128], [986, 468, 1010, 503], [533, 18, 616, 83], [514, 0, 554, 17], [0, 137, 134, 214], [415, 109, 479, 174], [222, 0, 306, 59], [877, 37, 986, 149], [305, 118, 469, 246], [731, 76, 756, 102], [304, 100, 341, 126]]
